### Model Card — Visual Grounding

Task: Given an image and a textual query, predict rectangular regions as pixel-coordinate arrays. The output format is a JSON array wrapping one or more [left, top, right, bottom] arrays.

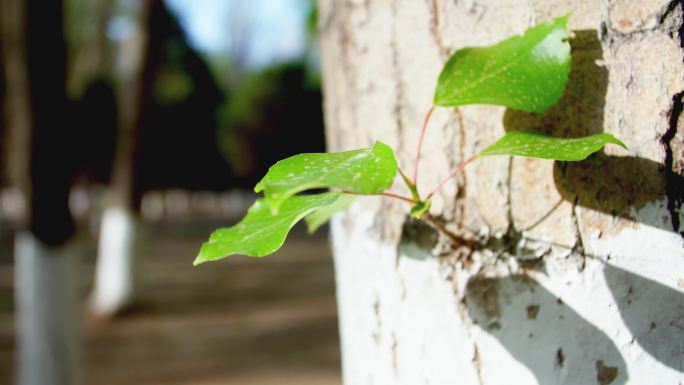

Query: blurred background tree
[[1, 1, 341, 385], [62, 0, 323, 189]]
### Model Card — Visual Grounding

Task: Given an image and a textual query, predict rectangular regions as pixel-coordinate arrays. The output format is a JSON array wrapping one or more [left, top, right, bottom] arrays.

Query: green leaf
[[304, 194, 356, 234], [255, 141, 397, 213], [433, 15, 570, 113], [479, 131, 627, 161], [194, 193, 340, 265], [409, 199, 431, 219]]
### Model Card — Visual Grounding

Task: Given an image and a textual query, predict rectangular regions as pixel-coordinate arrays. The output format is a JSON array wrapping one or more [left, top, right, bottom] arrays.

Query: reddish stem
[[426, 155, 477, 199], [341, 190, 415, 204], [412, 106, 436, 185], [423, 212, 478, 249], [380, 191, 415, 204]]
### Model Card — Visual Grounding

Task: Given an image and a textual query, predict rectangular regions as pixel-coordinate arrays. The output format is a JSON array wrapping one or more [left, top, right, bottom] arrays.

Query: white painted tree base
[[90, 207, 139, 317], [15, 232, 80, 385], [330, 202, 684, 385]]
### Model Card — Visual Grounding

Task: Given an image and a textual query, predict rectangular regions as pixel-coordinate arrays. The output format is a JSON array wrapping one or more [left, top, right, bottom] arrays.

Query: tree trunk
[[90, 0, 162, 316], [318, 1, 684, 384], [1, 0, 80, 384], [14, 233, 80, 385]]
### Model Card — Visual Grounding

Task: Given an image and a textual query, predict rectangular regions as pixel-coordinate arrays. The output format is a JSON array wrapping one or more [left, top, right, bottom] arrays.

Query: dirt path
[[0, 221, 342, 385]]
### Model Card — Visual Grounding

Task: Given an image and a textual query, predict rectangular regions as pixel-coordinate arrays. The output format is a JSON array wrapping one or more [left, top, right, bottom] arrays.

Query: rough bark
[[318, 1, 684, 384]]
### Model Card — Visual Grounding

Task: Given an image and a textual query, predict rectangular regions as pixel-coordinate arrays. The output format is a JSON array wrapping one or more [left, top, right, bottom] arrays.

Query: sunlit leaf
[[434, 16, 570, 112], [479, 131, 627, 161], [194, 193, 340, 265], [305, 194, 356, 234], [255, 141, 397, 213]]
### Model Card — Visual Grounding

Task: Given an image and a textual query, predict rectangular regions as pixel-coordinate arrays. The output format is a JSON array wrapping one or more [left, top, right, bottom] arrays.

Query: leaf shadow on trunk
[[496, 28, 682, 377], [552, 154, 683, 234], [602, 263, 684, 371], [465, 274, 628, 385], [503, 29, 683, 235]]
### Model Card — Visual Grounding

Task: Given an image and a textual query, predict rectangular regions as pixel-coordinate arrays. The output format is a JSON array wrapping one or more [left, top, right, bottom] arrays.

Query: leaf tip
[[595, 133, 628, 152], [372, 140, 393, 156], [193, 254, 206, 266], [612, 136, 628, 150], [555, 13, 571, 28]]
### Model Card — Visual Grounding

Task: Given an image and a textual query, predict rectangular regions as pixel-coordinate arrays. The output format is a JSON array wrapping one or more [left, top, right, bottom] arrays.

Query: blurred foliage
[[154, 67, 194, 105], [217, 60, 325, 185], [44, 0, 324, 190], [306, 1, 318, 39], [64, 0, 116, 96], [137, 2, 233, 191]]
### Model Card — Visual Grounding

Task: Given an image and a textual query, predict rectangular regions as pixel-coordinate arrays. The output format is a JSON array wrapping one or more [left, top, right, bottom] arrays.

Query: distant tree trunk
[[1, 0, 79, 384], [318, 1, 684, 384], [90, 0, 162, 316]]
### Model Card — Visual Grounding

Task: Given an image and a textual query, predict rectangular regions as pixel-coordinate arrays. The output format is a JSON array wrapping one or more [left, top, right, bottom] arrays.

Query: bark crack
[[426, 0, 450, 60], [372, 296, 382, 345], [505, 158, 515, 232], [472, 344, 485, 385], [661, 2, 684, 238], [454, 109, 468, 228], [604, 0, 684, 38], [499, 157, 524, 255], [662, 91, 684, 238], [337, 1, 361, 147], [659, 0, 684, 34], [570, 199, 587, 271], [391, 333, 399, 377], [390, 0, 407, 157], [317, 0, 336, 33]]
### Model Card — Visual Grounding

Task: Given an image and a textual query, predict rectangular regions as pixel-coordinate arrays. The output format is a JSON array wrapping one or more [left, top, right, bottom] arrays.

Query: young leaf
[[479, 131, 627, 161], [433, 15, 570, 113], [305, 194, 356, 234], [255, 141, 397, 213], [194, 193, 340, 265], [409, 199, 431, 219]]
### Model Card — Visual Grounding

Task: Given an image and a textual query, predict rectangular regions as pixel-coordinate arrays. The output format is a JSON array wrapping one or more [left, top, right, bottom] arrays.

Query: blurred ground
[[0, 219, 342, 385]]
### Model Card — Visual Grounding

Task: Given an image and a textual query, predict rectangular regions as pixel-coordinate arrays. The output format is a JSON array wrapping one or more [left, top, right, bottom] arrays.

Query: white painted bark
[[15, 232, 81, 385], [90, 206, 139, 316], [318, 1, 684, 384], [90, 1, 157, 317]]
